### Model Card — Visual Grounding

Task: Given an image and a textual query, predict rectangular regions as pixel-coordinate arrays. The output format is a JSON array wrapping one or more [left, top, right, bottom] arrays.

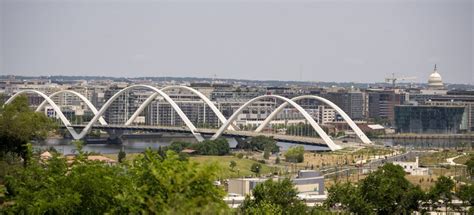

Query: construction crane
[[385, 73, 416, 88]]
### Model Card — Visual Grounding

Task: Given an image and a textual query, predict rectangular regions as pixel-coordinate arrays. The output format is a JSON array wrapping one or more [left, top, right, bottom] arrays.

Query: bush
[[250, 163, 262, 175], [118, 148, 126, 163], [263, 150, 270, 160], [3, 148, 228, 214], [258, 160, 266, 164], [236, 153, 244, 159], [237, 136, 279, 153], [285, 146, 304, 163], [229, 160, 237, 170], [240, 178, 308, 214], [168, 141, 192, 153], [191, 138, 230, 156]]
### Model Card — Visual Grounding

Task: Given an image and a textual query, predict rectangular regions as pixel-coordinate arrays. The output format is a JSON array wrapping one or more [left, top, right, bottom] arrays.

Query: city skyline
[[1, 0, 473, 84]]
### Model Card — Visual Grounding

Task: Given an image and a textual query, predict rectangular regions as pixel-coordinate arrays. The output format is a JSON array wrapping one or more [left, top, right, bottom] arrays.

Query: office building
[[394, 105, 468, 134]]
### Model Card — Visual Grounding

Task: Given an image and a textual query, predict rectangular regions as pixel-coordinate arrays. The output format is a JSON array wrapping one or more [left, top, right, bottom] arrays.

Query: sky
[[0, 0, 473, 84]]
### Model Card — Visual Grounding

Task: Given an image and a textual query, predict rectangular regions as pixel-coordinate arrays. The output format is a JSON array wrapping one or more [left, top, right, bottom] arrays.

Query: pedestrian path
[[446, 155, 465, 166]]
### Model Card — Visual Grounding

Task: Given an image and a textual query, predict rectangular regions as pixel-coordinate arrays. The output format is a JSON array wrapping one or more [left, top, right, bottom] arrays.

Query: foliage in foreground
[[239, 178, 308, 215], [2, 147, 228, 214], [325, 163, 473, 214], [0, 95, 56, 163]]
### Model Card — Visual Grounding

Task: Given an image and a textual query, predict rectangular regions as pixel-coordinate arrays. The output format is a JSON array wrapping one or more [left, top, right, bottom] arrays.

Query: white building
[[427, 64, 445, 90], [392, 157, 429, 176], [227, 170, 325, 196]]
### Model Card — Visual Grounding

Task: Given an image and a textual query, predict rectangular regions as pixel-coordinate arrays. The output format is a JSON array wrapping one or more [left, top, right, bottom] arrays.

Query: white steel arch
[[36, 90, 108, 125], [126, 85, 235, 130], [75, 85, 204, 141], [255, 95, 372, 144], [5, 90, 82, 139], [211, 95, 342, 151], [5, 85, 204, 141]]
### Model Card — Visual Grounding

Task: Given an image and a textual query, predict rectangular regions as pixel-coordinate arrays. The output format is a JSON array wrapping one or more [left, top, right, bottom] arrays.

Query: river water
[[33, 136, 472, 155], [34, 137, 330, 155]]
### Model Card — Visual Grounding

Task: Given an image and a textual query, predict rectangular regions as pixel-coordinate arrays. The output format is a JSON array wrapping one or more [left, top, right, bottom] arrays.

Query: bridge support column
[[106, 129, 124, 144]]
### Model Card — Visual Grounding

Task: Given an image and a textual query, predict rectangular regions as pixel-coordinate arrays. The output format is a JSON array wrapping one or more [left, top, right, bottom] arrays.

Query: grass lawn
[[190, 156, 276, 179], [304, 146, 397, 169], [453, 153, 473, 165], [103, 153, 277, 179], [419, 151, 459, 166]]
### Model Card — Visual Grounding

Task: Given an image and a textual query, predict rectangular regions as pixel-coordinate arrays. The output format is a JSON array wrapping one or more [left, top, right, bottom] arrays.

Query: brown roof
[[40, 151, 52, 160], [181, 149, 197, 154], [87, 155, 117, 163]]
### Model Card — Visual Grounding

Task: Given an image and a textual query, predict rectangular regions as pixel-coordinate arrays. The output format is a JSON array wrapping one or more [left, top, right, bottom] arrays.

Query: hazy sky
[[1, 0, 473, 84]]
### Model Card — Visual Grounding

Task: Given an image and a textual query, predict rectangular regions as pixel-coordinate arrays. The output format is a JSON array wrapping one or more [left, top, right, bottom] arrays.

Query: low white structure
[[226, 170, 327, 208], [227, 170, 325, 196], [392, 157, 429, 176]]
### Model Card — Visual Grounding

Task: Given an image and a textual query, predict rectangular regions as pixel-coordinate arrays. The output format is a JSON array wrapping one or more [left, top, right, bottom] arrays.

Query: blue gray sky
[[1, 0, 473, 84]]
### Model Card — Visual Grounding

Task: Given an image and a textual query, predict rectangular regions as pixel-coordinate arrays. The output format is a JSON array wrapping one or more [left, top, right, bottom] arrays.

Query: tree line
[[325, 162, 474, 214], [158, 138, 230, 158]]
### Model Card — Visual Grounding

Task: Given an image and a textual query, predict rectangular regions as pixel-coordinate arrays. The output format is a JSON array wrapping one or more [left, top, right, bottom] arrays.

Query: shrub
[[285, 146, 304, 163], [250, 163, 262, 175]]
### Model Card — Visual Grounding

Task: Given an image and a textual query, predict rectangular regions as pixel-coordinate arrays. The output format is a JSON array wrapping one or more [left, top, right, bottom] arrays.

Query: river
[[33, 136, 473, 155], [34, 136, 330, 155]]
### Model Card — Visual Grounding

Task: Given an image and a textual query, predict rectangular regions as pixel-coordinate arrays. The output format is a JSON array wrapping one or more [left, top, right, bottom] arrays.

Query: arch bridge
[[5, 85, 372, 151]]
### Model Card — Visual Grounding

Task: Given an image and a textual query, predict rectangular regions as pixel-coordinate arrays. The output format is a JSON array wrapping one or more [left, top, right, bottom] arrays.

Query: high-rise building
[[394, 105, 468, 133], [323, 91, 365, 120], [367, 89, 406, 124], [103, 84, 151, 125]]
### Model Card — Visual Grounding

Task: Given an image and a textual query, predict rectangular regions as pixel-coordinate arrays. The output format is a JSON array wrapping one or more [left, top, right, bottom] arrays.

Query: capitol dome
[[428, 64, 444, 89]]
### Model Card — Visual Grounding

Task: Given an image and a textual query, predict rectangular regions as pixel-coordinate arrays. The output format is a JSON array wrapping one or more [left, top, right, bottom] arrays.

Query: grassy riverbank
[[103, 153, 275, 178]]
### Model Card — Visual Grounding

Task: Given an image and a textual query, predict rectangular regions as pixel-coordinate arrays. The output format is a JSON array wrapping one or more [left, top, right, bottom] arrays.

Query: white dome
[[428, 65, 444, 89], [428, 71, 442, 83]]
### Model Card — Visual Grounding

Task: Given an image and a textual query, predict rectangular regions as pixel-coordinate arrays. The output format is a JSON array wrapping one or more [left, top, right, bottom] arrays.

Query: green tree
[[168, 140, 192, 153], [465, 155, 474, 178], [2, 147, 228, 214], [285, 146, 304, 163], [428, 176, 455, 212], [457, 183, 474, 211], [240, 178, 307, 214], [360, 163, 423, 214], [113, 150, 228, 214], [250, 163, 262, 175], [191, 138, 230, 155], [325, 182, 373, 214], [242, 200, 282, 214], [275, 156, 280, 164], [324, 163, 426, 214], [118, 147, 126, 163], [3, 144, 130, 214], [238, 135, 279, 153], [0, 95, 56, 164], [263, 149, 270, 160], [229, 160, 237, 171]]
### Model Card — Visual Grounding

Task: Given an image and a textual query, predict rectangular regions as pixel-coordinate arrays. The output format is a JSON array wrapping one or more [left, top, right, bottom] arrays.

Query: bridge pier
[[105, 129, 123, 144], [234, 137, 250, 149]]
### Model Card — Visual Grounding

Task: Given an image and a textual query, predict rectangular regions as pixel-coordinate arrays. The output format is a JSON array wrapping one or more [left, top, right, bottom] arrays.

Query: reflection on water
[[34, 137, 330, 155]]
